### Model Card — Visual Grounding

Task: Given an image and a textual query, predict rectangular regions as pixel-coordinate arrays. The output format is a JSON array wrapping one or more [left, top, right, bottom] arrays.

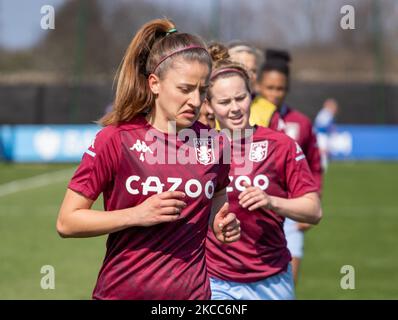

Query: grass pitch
[[0, 162, 397, 299]]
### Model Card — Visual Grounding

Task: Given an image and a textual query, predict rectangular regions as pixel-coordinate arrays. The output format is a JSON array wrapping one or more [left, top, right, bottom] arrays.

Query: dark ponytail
[[259, 49, 291, 82]]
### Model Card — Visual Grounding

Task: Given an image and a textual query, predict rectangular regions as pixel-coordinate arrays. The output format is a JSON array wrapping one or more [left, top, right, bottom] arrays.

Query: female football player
[[205, 43, 322, 300], [56, 19, 240, 300]]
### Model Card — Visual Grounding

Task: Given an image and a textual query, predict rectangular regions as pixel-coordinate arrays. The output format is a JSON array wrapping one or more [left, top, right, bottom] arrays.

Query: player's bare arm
[[238, 182, 322, 225], [57, 189, 186, 238]]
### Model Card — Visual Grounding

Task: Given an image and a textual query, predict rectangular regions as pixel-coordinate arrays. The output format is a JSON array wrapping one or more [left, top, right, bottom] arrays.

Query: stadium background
[[0, 0, 397, 299]]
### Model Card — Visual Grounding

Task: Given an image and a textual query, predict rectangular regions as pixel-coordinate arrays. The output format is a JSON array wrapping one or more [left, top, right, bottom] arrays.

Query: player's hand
[[238, 181, 273, 211], [132, 191, 187, 227], [213, 203, 241, 243]]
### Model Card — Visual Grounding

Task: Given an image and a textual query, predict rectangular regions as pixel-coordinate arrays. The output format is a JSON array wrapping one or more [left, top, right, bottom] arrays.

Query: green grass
[[0, 162, 397, 299], [296, 162, 398, 299], [0, 163, 105, 299], [0, 163, 74, 184]]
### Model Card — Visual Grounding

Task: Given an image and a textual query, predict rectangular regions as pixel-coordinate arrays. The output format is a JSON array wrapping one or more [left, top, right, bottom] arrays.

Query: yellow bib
[[215, 96, 276, 130]]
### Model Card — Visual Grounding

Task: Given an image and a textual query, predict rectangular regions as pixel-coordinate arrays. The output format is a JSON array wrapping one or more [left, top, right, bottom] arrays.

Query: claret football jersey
[[275, 105, 323, 192], [206, 126, 318, 283], [68, 114, 230, 300]]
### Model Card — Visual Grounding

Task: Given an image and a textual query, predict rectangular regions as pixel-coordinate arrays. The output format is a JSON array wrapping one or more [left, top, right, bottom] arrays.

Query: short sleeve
[[284, 138, 318, 198], [68, 126, 121, 201], [304, 127, 323, 193]]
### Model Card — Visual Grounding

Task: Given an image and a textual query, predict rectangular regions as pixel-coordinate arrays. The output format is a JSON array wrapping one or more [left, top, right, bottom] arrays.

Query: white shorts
[[317, 133, 329, 151], [210, 264, 295, 300], [284, 218, 304, 259]]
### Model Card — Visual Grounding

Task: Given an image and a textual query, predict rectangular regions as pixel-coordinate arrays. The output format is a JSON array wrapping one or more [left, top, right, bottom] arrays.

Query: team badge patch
[[194, 138, 215, 165], [249, 140, 268, 162]]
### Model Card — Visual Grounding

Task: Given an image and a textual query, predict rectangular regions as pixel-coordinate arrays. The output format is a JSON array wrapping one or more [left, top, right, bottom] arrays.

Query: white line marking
[[0, 168, 75, 197]]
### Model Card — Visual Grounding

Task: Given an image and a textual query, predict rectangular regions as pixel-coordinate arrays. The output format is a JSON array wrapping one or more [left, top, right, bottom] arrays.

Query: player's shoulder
[[287, 108, 312, 126], [88, 125, 121, 154], [94, 115, 147, 144], [94, 125, 118, 141], [255, 125, 290, 142], [255, 125, 296, 152]]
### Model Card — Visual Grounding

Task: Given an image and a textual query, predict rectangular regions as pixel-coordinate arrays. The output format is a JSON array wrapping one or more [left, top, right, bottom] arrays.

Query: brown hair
[[227, 40, 264, 70], [207, 42, 251, 100], [99, 18, 212, 126]]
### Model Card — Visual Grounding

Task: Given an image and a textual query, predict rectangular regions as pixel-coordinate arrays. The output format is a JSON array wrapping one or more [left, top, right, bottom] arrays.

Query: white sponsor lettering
[[125, 176, 215, 199], [142, 176, 165, 195], [204, 180, 215, 199], [228, 175, 270, 192]]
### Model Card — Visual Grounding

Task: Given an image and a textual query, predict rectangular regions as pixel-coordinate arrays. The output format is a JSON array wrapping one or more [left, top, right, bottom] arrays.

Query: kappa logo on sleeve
[[295, 142, 303, 154], [295, 142, 306, 161], [130, 139, 153, 162], [85, 136, 97, 157]]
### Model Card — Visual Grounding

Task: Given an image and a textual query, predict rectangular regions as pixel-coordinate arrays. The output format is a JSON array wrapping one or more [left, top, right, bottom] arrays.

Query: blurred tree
[[0, 0, 397, 84], [100, 0, 164, 72], [33, 0, 113, 78]]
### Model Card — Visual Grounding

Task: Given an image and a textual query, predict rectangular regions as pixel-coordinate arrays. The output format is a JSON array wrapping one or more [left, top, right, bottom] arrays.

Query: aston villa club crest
[[194, 138, 215, 165], [249, 140, 268, 162]]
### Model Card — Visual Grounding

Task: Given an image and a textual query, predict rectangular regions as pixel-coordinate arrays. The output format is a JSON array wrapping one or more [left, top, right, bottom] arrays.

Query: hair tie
[[166, 28, 177, 35]]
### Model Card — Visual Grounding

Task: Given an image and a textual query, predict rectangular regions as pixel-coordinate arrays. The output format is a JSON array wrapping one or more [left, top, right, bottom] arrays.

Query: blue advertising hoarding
[[0, 124, 397, 162], [0, 125, 100, 162], [327, 125, 398, 160]]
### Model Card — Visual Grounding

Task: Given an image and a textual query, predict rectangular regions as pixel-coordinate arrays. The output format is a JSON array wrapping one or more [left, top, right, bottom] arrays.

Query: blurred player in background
[[314, 98, 339, 171], [228, 41, 263, 96], [56, 19, 241, 300], [198, 98, 216, 128], [256, 49, 323, 285], [205, 43, 322, 300], [226, 41, 279, 128]]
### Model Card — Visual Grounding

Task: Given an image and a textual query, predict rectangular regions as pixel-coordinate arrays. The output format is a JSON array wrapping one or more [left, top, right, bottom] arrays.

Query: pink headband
[[151, 45, 209, 74], [210, 67, 247, 80]]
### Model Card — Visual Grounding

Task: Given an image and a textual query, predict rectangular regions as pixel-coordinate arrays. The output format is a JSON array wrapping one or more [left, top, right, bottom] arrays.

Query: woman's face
[[209, 75, 251, 131], [149, 58, 210, 131], [257, 70, 288, 108]]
